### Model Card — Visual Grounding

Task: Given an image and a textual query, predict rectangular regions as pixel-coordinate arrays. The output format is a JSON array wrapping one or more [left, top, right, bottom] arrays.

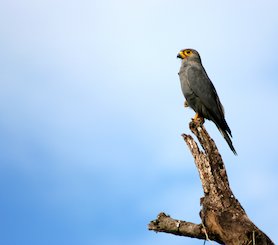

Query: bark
[[148, 120, 274, 245]]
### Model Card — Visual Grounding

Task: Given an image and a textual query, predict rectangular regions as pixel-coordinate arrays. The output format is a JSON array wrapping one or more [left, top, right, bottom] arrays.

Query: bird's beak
[[177, 51, 185, 59]]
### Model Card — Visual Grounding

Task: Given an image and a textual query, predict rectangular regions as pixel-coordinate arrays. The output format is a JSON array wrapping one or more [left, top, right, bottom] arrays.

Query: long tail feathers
[[218, 127, 237, 155]]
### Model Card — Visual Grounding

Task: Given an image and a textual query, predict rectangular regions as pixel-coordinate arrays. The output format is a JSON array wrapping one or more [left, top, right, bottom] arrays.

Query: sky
[[0, 0, 278, 244]]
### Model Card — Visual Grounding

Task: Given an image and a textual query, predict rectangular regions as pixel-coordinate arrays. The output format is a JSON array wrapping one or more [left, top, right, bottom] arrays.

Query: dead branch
[[148, 120, 274, 245]]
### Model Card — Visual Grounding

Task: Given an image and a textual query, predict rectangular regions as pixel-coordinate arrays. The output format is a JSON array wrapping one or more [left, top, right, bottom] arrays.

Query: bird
[[177, 48, 237, 155]]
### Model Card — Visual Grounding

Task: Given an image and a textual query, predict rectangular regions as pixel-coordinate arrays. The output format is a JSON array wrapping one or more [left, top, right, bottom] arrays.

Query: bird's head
[[177, 49, 201, 62]]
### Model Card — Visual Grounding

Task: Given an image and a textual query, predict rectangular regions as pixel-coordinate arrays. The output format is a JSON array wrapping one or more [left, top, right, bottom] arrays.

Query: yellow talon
[[193, 113, 204, 124], [193, 113, 199, 120]]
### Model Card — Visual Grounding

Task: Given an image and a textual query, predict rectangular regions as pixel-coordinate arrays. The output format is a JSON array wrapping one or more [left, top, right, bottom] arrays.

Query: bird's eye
[[186, 50, 191, 55]]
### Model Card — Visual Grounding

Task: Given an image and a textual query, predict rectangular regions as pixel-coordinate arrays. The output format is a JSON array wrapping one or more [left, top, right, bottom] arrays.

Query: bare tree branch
[[149, 212, 222, 243], [148, 120, 274, 245]]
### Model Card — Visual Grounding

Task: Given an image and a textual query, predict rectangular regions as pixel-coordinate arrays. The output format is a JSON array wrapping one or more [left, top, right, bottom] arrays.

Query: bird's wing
[[187, 65, 225, 119]]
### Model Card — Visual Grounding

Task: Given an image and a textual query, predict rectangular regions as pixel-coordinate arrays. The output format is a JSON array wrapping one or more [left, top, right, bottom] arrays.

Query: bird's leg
[[184, 100, 189, 108], [193, 113, 199, 120], [193, 113, 204, 124]]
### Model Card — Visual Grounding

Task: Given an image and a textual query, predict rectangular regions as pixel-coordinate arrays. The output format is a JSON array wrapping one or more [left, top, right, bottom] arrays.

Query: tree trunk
[[148, 120, 274, 245]]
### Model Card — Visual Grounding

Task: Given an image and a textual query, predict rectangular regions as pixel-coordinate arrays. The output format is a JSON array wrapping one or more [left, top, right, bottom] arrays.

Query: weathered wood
[[148, 120, 274, 245]]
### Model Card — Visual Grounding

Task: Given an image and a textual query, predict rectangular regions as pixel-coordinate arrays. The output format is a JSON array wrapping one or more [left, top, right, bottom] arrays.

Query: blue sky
[[0, 1, 278, 244]]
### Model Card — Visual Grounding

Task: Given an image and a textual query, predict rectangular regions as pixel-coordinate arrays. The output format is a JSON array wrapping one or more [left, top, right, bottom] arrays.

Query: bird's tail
[[218, 127, 237, 155]]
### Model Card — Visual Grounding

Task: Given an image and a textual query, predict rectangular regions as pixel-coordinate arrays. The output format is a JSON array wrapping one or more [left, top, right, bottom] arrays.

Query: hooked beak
[[177, 51, 185, 59]]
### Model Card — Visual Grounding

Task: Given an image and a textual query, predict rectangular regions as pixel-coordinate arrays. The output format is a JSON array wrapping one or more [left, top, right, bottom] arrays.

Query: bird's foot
[[193, 113, 204, 125]]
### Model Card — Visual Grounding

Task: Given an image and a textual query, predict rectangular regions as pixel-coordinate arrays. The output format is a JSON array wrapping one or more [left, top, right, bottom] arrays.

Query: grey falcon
[[177, 48, 237, 155]]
